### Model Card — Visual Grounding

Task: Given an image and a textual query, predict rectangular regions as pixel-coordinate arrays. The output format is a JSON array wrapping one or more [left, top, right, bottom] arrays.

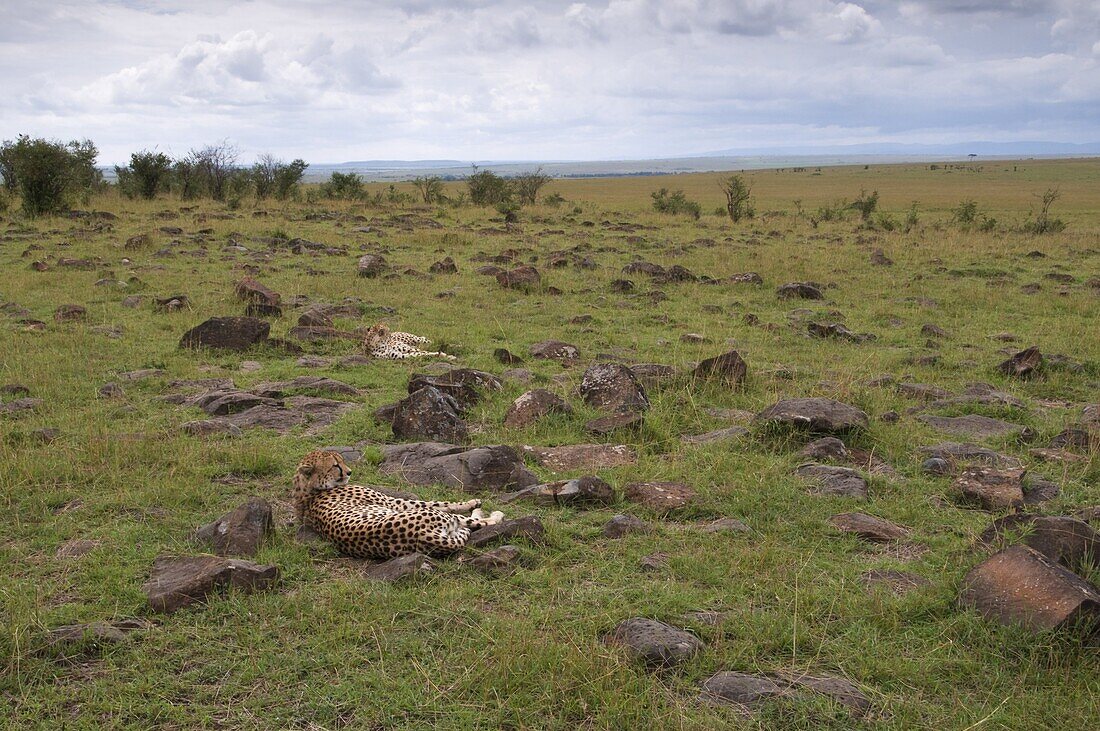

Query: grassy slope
[[1, 159, 1099, 730]]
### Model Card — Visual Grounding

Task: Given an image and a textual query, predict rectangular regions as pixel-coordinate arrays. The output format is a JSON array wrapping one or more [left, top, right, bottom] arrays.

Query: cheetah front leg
[[384, 497, 481, 514]]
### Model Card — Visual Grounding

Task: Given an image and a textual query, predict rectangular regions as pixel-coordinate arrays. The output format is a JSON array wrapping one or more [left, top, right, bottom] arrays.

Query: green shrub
[[543, 192, 565, 207], [904, 202, 920, 232], [0, 135, 102, 217], [513, 168, 552, 205], [849, 188, 879, 222], [952, 199, 979, 225], [467, 169, 511, 206], [413, 175, 445, 204], [651, 188, 700, 219], [252, 155, 308, 200], [1021, 188, 1066, 234], [720, 174, 754, 222], [115, 150, 172, 200], [322, 171, 364, 200]]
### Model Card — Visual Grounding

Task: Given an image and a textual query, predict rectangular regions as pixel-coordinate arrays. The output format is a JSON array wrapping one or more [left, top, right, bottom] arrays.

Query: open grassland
[[1, 159, 1098, 730]]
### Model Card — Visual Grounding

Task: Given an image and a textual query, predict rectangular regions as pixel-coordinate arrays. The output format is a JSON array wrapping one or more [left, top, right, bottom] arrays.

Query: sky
[[1, 0, 1098, 164]]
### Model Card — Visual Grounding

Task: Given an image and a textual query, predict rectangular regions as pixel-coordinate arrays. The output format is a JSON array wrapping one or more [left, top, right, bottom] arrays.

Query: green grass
[[2, 159, 1099, 729]]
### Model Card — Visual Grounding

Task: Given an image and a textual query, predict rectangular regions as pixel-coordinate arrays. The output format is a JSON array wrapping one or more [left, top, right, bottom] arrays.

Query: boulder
[[918, 442, 1021, 468], [234, 277, 280, 307], [500, 476, 615, 507], [179, 317, 270, 351], [959, 546, 1100, 633], [978, 515, 1100, 572], [192, 498, 274, 557], [503, 389, 572, 428], [829, 512, 909, 542], [585, 411, 645, 434], [692, 350, 748, 386], [918, 414, 1033, 441], [429, 256, 458, 274], [496, 266, 541, 290], [796, 464, 868, 498], [956, 467, 1025, 510], [755, 398, 868, 434], [142, 555, 278, 613], [391, 386, 468, 443], [408, 369, 502, 411], [776, 282, 824, 300], [357, 254, 387, 277], [604, 618, 703, 668], [529, 340, 580, 362], [522, 443, 637, 472], [998, 346, 1043, 378], [602, 514, 650, 538], [623, 481, 696, 511], [54, 304, 87, 322], [362, 553, 432, 582], [579, 363, 649, 413], [380, 442, 538, 492]]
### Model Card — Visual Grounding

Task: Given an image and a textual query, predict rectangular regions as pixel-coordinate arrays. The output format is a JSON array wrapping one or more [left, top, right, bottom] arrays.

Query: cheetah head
[[362, 323, 391, 353], [292, 450, 351, 512]]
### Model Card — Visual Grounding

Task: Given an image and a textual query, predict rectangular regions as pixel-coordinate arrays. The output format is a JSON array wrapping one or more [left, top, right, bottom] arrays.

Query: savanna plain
[[2, 159, 1099, 729]]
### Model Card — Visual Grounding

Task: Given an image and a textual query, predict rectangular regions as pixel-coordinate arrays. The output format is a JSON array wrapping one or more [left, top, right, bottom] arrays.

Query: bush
[[904, 202, 920, 232], [252, 155, 308, 200], [873, 213, 899, 231], [322, 171, 364, 200], [0, 135, 102, 217], [952, 199, 979, 225], [190, 142, 239, 202], [115, 150, 172, 200], [810, 199, 847, 227], [849, 189, 879, 222], [513, 168, 552, 205], [496, 200, 520, 223], [720, 175, 753, 222], [542, 192, 565, 207], [1021, 188, 1066, 234], [173, 158, 203, 200], [467, 169, 511, 206], [413, 175, 445, 204], [651, 188, 701, 219]]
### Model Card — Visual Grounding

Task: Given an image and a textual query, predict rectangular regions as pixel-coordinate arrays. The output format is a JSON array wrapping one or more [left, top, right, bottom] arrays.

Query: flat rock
[[191, 389, 281, 416], [699, 517, 751, 533], [579, 362, 649, 413], [624, 481, 696, 511], [217, 396, 357, 435], [503, 389, 572, 428], [464, 545, 521, 572], [898, 383, 952, 401], [523, 443, 637, 472], [54, 304, 87, 322], [699, 672, 788, 708], [0, 397, 43, 416], [692, 350, 748, 386], [829, 512, 909, 542], [918, 442, 1021, 468], [466, 516, 545, 548], [918, 414, 1033, 441], [755, 397, 868, 434], [796, 463, 868, 498], [252, 376, 359, 398], [956, 467, 1025, 510], [585, 411, 645, 434], [192, 498, 273, 557], [776, 282, 824, 300], [357, 254, 387, 277], [55, 539, 102, 559], [180, 420, 243, 437], [602, 514, 650, 538], [143, 555, 278, 613], [959, 546, 1100, 633], [380, 442, 538, 492], [604, 618, 703, 668], [408, 369, 502, 411], [681, 426, 749, 445], [529, 339, 580, 362], [46, 619, 153, 653], [391, 386, 468, 443], [629, 363, 677, 389], [496, 265, 541, 290], [362, 553, 431, 581], [978, 515, 1099, 572], [179, 317, 270, 351], [499, 476, 615, 506]]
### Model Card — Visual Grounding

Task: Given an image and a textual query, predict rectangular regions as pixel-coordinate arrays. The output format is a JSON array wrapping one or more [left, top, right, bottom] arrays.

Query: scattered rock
[[829, 512, 909, 542], [978, 515, 1099, 572], [918, 442, 1021, 468], [380, 442, 538, 492], [0, 398, 43, 416], [503, 389, 572, 428], [681, 426, 749, 445], [999, 346, 1042, 378], [624, 481, 696, 511], [585, 411, 645, 434], [959, 546, 1100, 633], [252, 375, 360, 399], [46, 619, 153, 654], [466, 516, 545, 548], [604, 618, 702, 668], [700, 517, 751, 533], [522, 443, 637, 472], [55, 539, 102, 559], [357, 254, 387, 277], [529, 340, 580, 362], [179, 317, 270, 351], [692, 350, 748, 386], [192, 498, 274, 557], [143, 555, 278, 613], [602, 514, 650, 538], [919, 414, 1033, 441], [496, 266, 541, 290], [362, 553, 432, 581], [629, 363, 677, 389], [429, 256, 458, 274], [407, 369, 502, 411], [390, 386, 468, 443], [777, 282, 824, 300], [898, 383, 952, 401], [870, 248, 893, 266], [796, 464, 868, 498], [579, 363, 650, 413], [956, 467, 1025, 510], [500, 475, 615, 506], [494, 348, 524, 365], [699, 672, 788, 709], [54, 304, 87, 322], [756, 398, 869, 434]]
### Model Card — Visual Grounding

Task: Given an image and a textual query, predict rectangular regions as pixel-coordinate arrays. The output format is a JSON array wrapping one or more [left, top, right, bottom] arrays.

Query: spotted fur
[[363, 323, 455, 360], [292, 450, 503, 559]]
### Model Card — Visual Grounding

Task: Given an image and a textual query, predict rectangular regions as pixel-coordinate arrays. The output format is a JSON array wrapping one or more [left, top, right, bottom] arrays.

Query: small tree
[[720, 174, 753, 222], [413, 175, 445, 204], [651, 188, 701, 219], [322, 171, 364, 200], [250, 155, 308, 200], [0, 142, 17, 192], [513, 168, 552, 205], [173, 157, 203, 200], [187, 141, 239, 201], [116, 150, 173, 199], [1022, 188, 1066, 234], [952, 199, 979, 225], [849, 189, 879, 222], [467, 168, 511, 206], [1, 135, 102, 217]]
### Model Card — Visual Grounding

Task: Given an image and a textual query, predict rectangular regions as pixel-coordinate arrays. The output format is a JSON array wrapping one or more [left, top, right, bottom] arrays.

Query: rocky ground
[[1, 161, 1099, 729]]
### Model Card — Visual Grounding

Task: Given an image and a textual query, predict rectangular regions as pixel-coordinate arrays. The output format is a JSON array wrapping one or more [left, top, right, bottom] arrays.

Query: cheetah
[[362, 323, 455, 361], [292, 450, 504, 559]]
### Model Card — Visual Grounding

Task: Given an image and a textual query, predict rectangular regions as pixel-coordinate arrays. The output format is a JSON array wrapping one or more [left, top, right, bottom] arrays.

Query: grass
[[1, 159, 1099, 729]]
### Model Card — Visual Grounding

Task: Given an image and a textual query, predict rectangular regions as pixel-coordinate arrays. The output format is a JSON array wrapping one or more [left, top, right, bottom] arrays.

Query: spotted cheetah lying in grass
[[292, 450, 503, 559], [362, 323, 455, 360]]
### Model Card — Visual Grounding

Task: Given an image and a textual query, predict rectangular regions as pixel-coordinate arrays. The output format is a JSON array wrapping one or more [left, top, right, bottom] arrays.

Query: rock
[[1022, 473, 1060, 505], [998, 346, 1043, 378], [0, 397, 43, 416], [799, 436, 850, 461], [297, 306, 333, 327], [639, 552, 669, 571], [190, 389, 281, 416], [55, 539, 102, 559], [918, 442, 1021, 468], [774, 671, 872, 717], [922, 457, 951, 475], [214, 396, 357, 436], [408, 369, 502, 411], [681, 426, 749, 445], [609, 279, 634, 293], [829, 512, 909, 542], [629, 363, 677, 389], [464, 545, 521, 572], [861, 569, 932, 595], [32, 427, 60, 443], [46, 619, 153, 653], [0, 384, 30, 397], [796, 464, 868, 498], [602, 514, 650, 538], [234, 277, 281, 308], [54, 304, 87, 322], [122, 295, 144, 308], [807, 321, 867, 342], [1049, 426, 1098, 451], [391, 386, 468, 443], [179, 317, 270, 351], [180, 420, 243, 437], [494, 348, 524, 365], [692, 350, 748, 386], [466, 516, 545, 549], [623, 481, 696, 511], [700, 517, 751, 533], [522, 443, 637, 472], [380, 442, 538, 492], [898, 383, 952, 401], [776, 282, 824, 300], [978, 515, 1100, 572], [529, 340, 580, 362], [288, 325, 358, 342], [500, 476, 615, 507], [918, 414, 1033, 441], [503, 389, 572, 428], [142, 555, 278, 613], [959, 546, 1100, 633], [362, 553, 432, 581], [252, 375, 359, 399], [296, 355, 331, 368], [755, 398, 869, 434], [699, 672, 788, 708], [585, 411, 645, 434], [956, 467, 1025, 510], [496, 265, 541, 290], [579, 363, 650, 413], [604, 618, 702, 668], [921, 323, 948, 338], [154, 295, 191, 312], [870, 248, 893, 265], [192, 498, 274, 557], [727, 272, 763, 284], [501, 368, 533, 384], [429, 256, 458, 274], [97, 382, 124, 399], [357, 254, 387, 277]]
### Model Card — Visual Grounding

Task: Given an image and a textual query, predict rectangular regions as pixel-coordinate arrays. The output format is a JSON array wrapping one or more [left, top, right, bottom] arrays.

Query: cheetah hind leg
[[463, 510, 504, 528]]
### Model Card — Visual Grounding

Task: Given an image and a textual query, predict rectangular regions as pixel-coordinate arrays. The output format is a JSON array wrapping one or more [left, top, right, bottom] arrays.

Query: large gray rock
[[143, 555, 278, 613], [579, 363, 649, 413], [496, 265, 541, 290], [192, 498, 274, 557], [500, 476, 615, 506], [624, 481, 696, 511], [529, 340, 580, 362], [604, 618, 703, 667], [699, 672, 788, 708], [692, 350, 748, 386], [380, 442, 538, 492], [408, 369, 502, 412], [357, 254, 387, 277], [998, 346, 1043, 378], [918, 442, 1021, 468], [776, 282, 824, 300], [522, 443, 637, 472], [391, 386, 468, 443], [252, 376, 359, 398], [918, 414, 1033, 441], [602, 514, 650, 538], [466, 515, 545, 548], [796, 463, 868, 498], [755, 398, 868, 434], [362, 553, 432, 582], [829, 512, 909, 542], [955, 467, 1025, 510], [978, 515, 1100, 572], [503, 389, 572, 428], [179, 317, 270, 351]]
